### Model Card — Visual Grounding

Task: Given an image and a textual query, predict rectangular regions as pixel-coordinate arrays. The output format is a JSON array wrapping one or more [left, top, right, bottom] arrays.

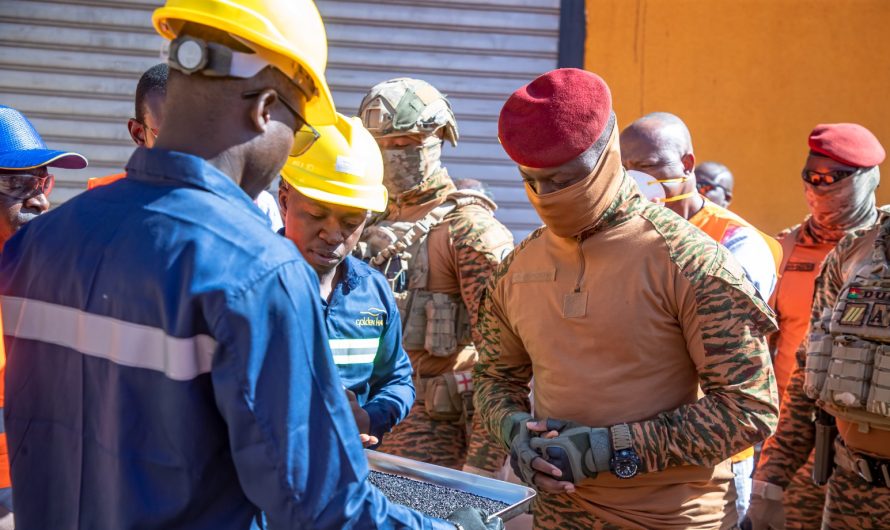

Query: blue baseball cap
[[0, 105, 87, 170]]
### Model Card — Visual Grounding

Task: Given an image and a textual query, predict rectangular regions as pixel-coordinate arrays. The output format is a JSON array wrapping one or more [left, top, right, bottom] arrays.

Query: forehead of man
[[290, 186, 368, 220], [620, 116, 691, 165]]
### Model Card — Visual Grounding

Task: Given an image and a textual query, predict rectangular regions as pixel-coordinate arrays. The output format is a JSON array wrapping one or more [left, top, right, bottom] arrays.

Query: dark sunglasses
[[801, 168, 862, 186], [241, 89, 320, 157], [0, 173, 54, 199]]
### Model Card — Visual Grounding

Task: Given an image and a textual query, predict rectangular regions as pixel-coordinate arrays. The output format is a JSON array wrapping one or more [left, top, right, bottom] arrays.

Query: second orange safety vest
[[86, 172, 126, 190], [768, 227, 834, 400]]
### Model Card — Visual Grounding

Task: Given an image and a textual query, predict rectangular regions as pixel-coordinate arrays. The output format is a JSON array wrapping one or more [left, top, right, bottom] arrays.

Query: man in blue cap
[[0, 105, 86, 250], [0, 104, 86, 529]]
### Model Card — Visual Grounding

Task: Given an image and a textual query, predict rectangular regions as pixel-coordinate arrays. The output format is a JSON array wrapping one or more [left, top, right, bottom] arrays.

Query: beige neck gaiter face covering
[[525, 127, 624, 239], [804, 166, 880, 243]]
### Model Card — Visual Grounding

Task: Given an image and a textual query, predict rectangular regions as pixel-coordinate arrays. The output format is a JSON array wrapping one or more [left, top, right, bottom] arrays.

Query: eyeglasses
[[0, 173, 54, 199], [801, 168, 862, 186], [241, 89, 320, 157]]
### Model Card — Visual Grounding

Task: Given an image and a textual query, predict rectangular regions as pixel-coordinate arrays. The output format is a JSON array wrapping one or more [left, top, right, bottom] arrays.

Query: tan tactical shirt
[[474, 173, 779, 529], [375, 169, 514, 377]]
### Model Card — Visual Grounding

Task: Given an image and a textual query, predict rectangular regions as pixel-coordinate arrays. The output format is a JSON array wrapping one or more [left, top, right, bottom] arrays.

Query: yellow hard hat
[[152, 0, 336, 126], [281, 114, 387, 212]]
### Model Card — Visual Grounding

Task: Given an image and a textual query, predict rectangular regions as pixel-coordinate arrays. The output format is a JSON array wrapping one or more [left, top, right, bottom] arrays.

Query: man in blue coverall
[[0, 2, 502, 529], [279, 114, 414, 448]]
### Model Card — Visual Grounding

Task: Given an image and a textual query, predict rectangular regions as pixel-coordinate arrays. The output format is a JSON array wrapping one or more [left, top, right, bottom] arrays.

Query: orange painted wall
[[584, 0, 890, 234]]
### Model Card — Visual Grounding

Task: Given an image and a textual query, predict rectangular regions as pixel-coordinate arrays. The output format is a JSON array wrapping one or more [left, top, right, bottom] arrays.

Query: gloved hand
[[446, 507, 504, 530], [528, 419, 610, 484], [740, 481, 785, 530], [500, 412, 538, 486]]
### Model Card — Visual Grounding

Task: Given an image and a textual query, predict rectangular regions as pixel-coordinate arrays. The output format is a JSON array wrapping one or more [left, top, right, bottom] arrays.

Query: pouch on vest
[[425, 292, 468, 357], [867, 348, 890, 417], [820, 338, 876, 409], [805, 308, 834, 400], [424, 373, 469, 422]]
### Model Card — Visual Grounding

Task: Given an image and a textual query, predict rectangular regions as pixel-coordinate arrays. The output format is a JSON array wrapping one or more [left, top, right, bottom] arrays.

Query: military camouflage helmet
[[358, 77, 458, 146]]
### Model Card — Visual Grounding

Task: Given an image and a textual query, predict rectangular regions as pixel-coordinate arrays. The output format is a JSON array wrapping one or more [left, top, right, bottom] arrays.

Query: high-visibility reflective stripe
[[1, 296, 216, 381], [329, 337, 378, 365]]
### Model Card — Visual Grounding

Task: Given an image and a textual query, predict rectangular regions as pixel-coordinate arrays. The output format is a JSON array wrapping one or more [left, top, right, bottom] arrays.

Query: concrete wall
[[584, 0, 890, 234]]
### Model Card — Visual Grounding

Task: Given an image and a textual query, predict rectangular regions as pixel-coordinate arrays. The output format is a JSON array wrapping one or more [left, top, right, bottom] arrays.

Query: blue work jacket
[[0, 148, 450, 530], [319, 255, 415, 441]]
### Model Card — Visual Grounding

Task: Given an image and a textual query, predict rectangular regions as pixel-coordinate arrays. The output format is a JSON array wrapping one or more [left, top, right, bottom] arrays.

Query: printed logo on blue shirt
[[356, 307, 385, 327]]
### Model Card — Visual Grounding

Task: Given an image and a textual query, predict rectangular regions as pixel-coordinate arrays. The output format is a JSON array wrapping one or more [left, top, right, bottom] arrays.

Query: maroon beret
[[808, 123, 885, 168], [498, 68, 612, 168]]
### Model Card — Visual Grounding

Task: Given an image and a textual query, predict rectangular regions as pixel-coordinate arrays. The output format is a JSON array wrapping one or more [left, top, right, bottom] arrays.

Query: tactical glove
[[528, 419, 610, 484], [740, 481, 785, 530], [500, 412, 538, 486], [446, 507, 504, 530]]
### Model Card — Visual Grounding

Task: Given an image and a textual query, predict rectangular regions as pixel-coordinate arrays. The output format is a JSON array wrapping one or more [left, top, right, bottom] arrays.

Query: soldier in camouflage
[[750, 123, 884, 530], [356, 78, 515, 474], [474, 68, 779, 529], [746, 126, 889, 530]]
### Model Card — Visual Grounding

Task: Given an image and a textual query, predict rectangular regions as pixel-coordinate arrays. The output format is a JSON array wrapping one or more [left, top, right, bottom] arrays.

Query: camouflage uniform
[[474, 165, 778, 529], [755, 210, 890, 530], [358, 79, 515, 472], [762, 222, 835, 529]]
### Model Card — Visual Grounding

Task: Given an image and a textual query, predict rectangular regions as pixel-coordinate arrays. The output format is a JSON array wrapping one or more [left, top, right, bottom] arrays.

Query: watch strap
[[610, 423, 633, 452]]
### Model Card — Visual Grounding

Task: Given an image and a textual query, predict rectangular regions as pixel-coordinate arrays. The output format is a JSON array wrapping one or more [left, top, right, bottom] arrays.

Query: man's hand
[[502, 413, 575, 494], [528, 418, 610, 485], [446, 507, 504, 530], [740, 481, 786, 530], [345, 389, 378, 447]]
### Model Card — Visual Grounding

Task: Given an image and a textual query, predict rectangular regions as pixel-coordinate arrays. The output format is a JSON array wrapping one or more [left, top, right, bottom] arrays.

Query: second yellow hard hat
[[282, 114, 388, 213]]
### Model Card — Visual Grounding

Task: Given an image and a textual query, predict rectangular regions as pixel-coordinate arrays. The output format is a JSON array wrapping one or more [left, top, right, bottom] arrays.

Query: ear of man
[[127, 118, 147, 147]]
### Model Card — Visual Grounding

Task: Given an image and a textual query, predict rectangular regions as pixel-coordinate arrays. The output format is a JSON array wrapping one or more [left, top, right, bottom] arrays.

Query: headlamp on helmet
[[163, 36, 317, 101]]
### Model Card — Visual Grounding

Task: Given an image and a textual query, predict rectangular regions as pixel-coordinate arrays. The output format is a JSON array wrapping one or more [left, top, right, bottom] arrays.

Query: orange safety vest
[[768, 227, 834, 400], [689, 198, 781, 463], [86, 172, 126, 190], [689, 199, 783, 273], [0, 308, 9, 490]]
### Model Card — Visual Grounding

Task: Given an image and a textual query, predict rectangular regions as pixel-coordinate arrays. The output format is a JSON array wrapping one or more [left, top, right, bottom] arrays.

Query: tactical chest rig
[[357, 190, 497, 424], [804, 223, 890, 430]]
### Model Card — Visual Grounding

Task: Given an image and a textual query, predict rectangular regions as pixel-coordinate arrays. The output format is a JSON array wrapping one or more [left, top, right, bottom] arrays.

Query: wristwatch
[[609, 423, 641, 479]]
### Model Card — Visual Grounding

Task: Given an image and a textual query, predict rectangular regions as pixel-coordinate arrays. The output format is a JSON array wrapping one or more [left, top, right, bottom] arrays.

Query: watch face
[[611, 450, 641, 479], [613, 458, 639, 479]]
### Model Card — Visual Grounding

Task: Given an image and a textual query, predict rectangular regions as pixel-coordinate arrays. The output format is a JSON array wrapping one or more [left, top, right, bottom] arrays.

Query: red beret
[[498, 68, 612, 168], [808, 123, 885, 168]]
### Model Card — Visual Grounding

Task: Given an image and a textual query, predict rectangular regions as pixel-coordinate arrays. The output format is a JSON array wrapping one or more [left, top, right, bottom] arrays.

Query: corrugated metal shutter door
[[0, 0, 165, 204], [0, 0, 557, 239], [318, 0, 558, 239]]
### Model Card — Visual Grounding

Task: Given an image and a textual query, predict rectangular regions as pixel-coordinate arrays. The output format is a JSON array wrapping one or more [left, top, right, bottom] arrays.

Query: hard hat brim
[[293, 183, 387, 213]]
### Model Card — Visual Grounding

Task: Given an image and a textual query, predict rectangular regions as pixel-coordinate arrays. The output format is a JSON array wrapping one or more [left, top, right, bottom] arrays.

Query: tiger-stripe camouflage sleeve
[[472, 234, 536, 449], [448, 205, 514, 336], [755, 232, 850, 487], [629, 256, 780, 474]]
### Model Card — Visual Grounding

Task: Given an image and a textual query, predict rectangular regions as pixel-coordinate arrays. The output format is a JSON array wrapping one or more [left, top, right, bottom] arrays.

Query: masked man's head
[[358, 78, 458, 196], [801, 123, 885, 241]]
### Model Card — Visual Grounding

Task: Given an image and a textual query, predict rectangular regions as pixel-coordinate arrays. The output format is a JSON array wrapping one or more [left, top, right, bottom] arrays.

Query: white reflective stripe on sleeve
[[329, 337, 379, 365], [1, 296, 216, 381]]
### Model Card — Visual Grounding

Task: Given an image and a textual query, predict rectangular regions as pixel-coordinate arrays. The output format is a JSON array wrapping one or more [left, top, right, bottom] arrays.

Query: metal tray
[[366, 449, 536, 522]]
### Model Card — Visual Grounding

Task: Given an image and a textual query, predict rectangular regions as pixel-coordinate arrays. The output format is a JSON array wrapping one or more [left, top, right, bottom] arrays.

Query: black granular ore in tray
[[369, 470, 510, 520]]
